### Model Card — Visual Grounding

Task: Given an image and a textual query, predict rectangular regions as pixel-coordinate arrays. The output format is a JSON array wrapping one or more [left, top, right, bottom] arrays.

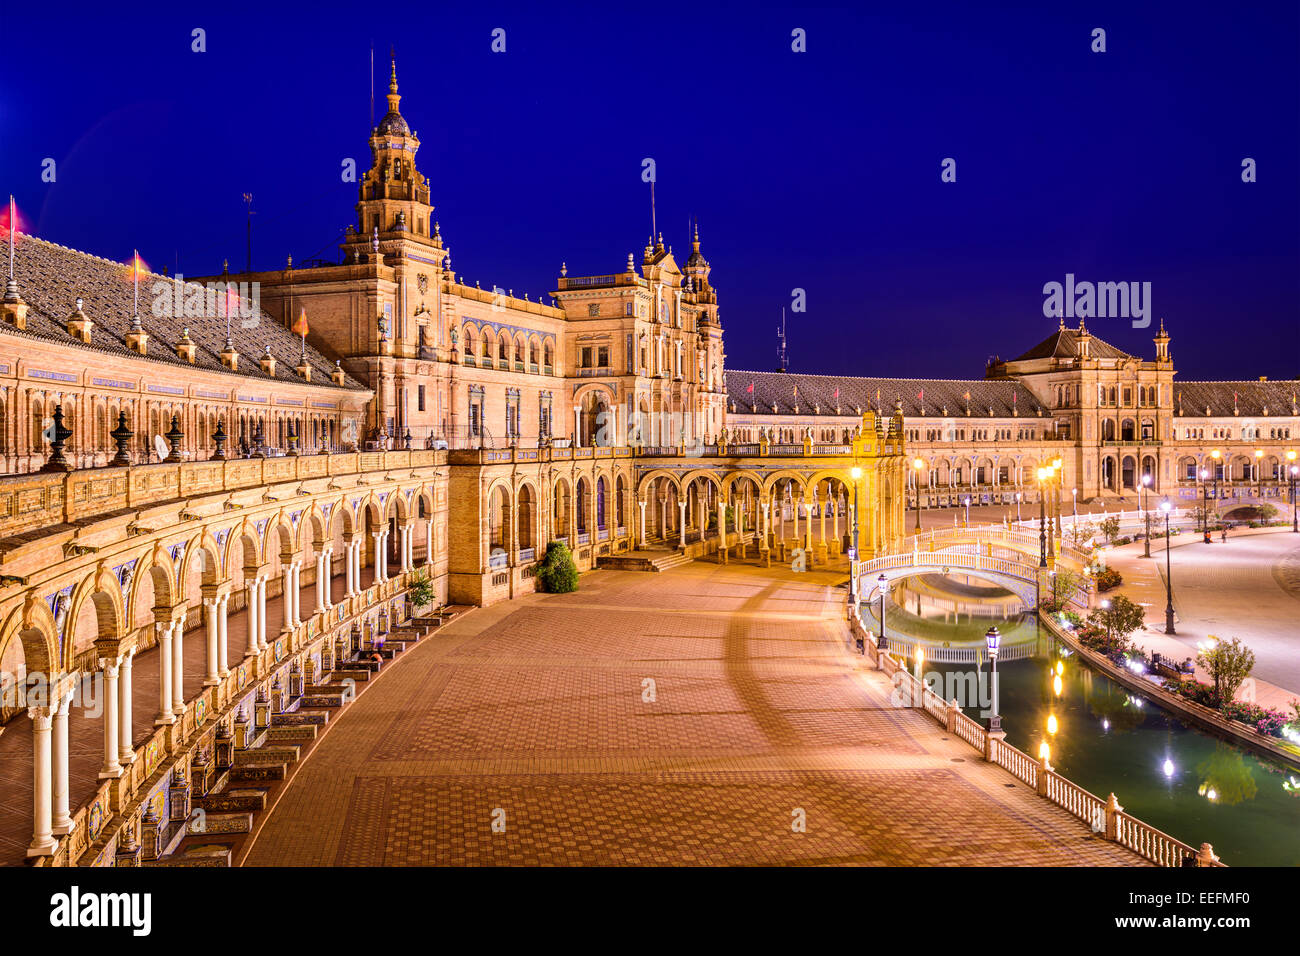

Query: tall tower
[[352, 55, 433, 241]]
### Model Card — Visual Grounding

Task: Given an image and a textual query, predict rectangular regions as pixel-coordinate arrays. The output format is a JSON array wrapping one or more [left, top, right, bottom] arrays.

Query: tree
[[1196, 636, 1256, 705], [536, 541, 579, 593], [1043, 567, 1081, 612], [406, 569, 437, 609], [1098, 516, 1121, 543], [1089, 593, 1145, 644]]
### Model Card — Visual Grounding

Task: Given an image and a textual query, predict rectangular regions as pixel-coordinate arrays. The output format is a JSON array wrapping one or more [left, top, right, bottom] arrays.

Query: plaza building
[[0, 56, 1286, 868], [727, 319, 1298, 520]]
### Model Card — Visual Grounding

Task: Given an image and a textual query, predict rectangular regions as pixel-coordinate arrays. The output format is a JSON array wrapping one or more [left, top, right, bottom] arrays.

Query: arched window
[[596, 477, 607, 530]]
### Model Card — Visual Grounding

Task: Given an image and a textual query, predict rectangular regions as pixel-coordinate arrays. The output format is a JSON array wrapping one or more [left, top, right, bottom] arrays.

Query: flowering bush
[[1094, 567, 1123, 592], [1221, 700, 1291, 738]]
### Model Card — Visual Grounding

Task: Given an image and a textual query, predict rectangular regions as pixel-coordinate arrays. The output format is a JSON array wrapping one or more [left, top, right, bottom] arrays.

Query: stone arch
[[0, 597, 60, 685], [69, 567, 125, 653], [179, 531, 224, 598], [127, 550, 174, 630], [516, 480, 538, 551], [552, 475, 573, 539], [635, 468, 683, 499], [760, 469, 811, 498]]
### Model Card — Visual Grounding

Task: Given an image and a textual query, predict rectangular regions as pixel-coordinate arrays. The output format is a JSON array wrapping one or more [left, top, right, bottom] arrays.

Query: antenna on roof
[[776, 308, 789, 373], [650, 179, 657, 250]]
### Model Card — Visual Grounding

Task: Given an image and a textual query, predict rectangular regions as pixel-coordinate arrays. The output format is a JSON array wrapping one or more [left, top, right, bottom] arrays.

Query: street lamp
[[962, 495, 971, 528], [1210, 449, 1221, 528], [1141, 473, 1153, 559], [985, 625, 1002, 732], [1015, 491, 1022, 523], [1198, 468, 1209, 538], [1288, 451, 1298, 533], [1052, 457, 1064, 542], [1160, 496, 1176, 635], [876, 573, 889, 652], [1036, 467, 1049, 568], [1071, 486, 1077, 522], [850, 466, 862, 600], [913, 457, 925, 532], [1255, 448, 1264, 499]]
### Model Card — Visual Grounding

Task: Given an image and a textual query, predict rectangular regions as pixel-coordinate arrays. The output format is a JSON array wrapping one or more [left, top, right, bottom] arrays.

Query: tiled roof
[[1174, 380, 1300, 418], [1009, 325, 1133, 363], [4, 234, 366, 390], [724, 369, 1045, 418]]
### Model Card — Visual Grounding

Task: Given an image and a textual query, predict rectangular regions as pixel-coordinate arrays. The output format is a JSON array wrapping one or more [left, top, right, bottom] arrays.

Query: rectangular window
[[625, 302, 633, 316], [597, 346, 609, 368], [417, 385, 426, 412], [581, 347, 592, 368]]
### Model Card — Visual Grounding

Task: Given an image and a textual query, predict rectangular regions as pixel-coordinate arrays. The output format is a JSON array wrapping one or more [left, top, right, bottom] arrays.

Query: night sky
[[2, 1, 1296, 381]]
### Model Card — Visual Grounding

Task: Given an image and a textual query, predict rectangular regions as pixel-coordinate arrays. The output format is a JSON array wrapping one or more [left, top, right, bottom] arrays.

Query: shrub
[[406, 569, 437, 609], [1094, 567, 1123, 592], [536, 541, 579, 593]]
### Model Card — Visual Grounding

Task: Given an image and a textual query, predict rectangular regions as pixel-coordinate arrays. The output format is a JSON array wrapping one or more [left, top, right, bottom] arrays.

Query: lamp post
[[1015, 491, 1022, 524], [913, 458, 924, 533], [1036, 467, 1048, 568], [1160, 496, 1176, 635], [985, 625, 1002, 732], [962, 495, 971, 528], [1199, 468, 1209, 538], [850, 466, 862, 601], [1141, 473, 1153, 558], [876, 573, 890, 653], [1210, 449, 1221, 530], [1255, 448, 1264, 500], [1288, 451, 1298, 533], [1049, 457, 1063, 549]]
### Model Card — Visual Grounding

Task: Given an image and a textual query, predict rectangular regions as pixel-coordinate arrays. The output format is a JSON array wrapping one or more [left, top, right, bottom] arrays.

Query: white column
[[678, 500, 687, 547], [323, 549, 334, 607], [28, 706, 55, 857], [344, 542, 355, 595], [315, 553, 326, 611], [171, 617, 185, 715], [218, 594, 229, 676], [291, 561, 302, 625], [282, 564, 295, 632], [100, 660, 121, 778], [638, 500, 647, 546], [257, 576, 268, 648], [245, 578, 260, 655], [761, 501, 770, 548], [51, 693, 72, 836], [425, 521, 434, 566], [717, 499, 727, 551], [204, 599, 220, 685], [118, 652, 134, 764], [156, 622, 175, 725], [373, 533, 384, 583]]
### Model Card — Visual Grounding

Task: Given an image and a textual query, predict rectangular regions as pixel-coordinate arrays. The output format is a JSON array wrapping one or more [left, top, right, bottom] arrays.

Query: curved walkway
[[246, 563, 1140, 866], [1104, 528, 1300, 708]]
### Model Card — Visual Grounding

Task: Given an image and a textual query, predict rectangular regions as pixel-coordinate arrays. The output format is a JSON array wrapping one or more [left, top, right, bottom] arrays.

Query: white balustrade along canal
[[844, 598, 1224, 868]]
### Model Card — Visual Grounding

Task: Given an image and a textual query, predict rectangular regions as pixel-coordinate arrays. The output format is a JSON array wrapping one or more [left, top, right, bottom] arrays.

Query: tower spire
[[387, 47, 401, 115]]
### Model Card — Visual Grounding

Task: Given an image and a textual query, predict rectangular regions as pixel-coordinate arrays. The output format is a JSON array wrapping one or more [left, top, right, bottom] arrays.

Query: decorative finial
[[560, 261, 567, 277]]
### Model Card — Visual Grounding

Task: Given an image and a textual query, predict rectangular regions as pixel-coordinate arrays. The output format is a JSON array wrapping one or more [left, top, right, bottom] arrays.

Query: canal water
[[892, 592, 1300, 866]]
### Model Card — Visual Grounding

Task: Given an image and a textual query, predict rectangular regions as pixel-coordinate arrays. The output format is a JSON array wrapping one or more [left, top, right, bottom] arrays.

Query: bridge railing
[[913, 525, 1091, 565], [843, 597, 1223, 867]]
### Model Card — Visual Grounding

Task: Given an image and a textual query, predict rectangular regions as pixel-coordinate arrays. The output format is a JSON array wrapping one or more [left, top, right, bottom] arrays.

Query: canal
[[883, 582, 1300, 866]]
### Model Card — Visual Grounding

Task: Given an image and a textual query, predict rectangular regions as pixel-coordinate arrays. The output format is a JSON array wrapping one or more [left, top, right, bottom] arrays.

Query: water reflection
[[895, 573, 1300, 866]]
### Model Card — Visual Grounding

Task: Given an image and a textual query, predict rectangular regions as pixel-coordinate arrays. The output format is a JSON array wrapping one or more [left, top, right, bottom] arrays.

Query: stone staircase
[[145, 616, 444, 867], [597, 549, 694, 572]]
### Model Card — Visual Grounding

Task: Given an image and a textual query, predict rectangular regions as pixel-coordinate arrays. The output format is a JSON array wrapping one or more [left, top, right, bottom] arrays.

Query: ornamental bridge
[[854, 525, 1093, 656]]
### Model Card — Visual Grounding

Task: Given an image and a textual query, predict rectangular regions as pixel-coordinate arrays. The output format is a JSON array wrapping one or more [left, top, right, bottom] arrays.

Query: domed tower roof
[[375, 55, 410, 136]]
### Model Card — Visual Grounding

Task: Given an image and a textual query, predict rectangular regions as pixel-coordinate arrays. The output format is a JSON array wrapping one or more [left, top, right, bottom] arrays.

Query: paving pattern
[[245, 562, 1143, 866]]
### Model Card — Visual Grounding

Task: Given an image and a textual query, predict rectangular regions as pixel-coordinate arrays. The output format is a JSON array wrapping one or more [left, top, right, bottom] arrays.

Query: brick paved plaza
[[245, 563, 1142, 866]]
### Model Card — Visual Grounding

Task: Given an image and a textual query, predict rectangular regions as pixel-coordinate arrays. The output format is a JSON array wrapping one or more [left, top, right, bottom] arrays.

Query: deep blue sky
[[2, 1, 1297, 380]]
